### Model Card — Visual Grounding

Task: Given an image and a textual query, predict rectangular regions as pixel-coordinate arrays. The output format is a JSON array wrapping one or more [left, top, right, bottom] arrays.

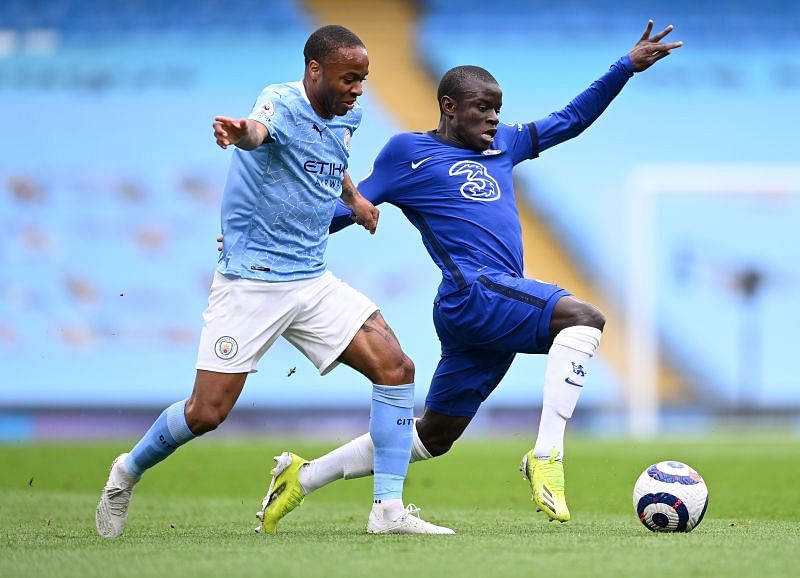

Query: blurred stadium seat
[[1, 1, 799, 440], [0, 0, 308, 37]]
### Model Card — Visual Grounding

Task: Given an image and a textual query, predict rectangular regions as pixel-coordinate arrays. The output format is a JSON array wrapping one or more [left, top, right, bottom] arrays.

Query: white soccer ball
[[632, 461, 709, 532]]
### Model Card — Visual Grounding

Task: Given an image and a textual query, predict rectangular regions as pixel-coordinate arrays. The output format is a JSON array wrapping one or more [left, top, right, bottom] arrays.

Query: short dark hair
[[436, 65, 498, 112], [303, 25, 365, 65]]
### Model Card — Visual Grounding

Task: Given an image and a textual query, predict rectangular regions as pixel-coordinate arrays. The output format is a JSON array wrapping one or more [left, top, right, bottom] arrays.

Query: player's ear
[[441, 96, 456, 118], [308, 60, 322, 81]]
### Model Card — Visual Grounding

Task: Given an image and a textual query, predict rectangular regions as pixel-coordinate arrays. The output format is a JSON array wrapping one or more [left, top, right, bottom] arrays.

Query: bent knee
[[565, 302, 606, 331], [417, 425, 460, 457], [581, 303, 606, 330], [375, 354, 415, 385], [419, 432, 455, 457], [185, 404, 229, 435], [423, 438, 454, 457]]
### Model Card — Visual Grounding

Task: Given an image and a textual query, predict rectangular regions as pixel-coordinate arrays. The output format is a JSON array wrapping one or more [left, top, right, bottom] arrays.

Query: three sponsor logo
[[449, 160, 501, 201], [410, 158, 503, 202]]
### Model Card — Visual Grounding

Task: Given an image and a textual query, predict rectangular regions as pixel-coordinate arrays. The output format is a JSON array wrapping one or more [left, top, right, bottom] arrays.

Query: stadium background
[[1, 0, 799, 441]]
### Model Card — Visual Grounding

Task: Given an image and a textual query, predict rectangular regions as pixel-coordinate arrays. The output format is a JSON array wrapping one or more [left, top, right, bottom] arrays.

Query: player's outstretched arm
[[213, 116, 269, 151], [532, 21, 681, 153], [340, 171, 379, 235], [628, 20, 683, 73]]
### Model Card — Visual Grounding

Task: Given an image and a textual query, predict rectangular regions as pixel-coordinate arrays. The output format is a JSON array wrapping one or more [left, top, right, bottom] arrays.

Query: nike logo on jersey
[[411, 157, 433, 169], [564, 377, 583, 387]]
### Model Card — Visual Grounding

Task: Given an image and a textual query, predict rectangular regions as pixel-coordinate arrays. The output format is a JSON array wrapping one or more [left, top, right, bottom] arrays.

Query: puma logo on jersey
[[411, 156, 433, 170], [449, 160, 501, 201]]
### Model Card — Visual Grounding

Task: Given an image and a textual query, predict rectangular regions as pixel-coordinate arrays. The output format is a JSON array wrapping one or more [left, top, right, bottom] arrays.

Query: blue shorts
[[426, 273, 569, 417]]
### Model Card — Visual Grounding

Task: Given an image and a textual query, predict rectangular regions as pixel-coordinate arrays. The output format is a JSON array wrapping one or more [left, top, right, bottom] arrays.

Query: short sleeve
[[247, 87, 294, 146]]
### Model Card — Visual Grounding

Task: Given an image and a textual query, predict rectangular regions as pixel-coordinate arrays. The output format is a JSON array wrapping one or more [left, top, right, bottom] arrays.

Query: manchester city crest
[[215, 336, 238, 360]]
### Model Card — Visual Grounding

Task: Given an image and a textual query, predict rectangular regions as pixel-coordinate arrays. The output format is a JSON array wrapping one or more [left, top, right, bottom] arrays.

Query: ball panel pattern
[[633, 461, 709, 533]]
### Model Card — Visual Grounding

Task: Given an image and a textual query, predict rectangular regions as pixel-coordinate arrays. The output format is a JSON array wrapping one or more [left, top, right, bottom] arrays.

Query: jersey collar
[[293, 80, 311, 105], [426, 130, 505, 156]]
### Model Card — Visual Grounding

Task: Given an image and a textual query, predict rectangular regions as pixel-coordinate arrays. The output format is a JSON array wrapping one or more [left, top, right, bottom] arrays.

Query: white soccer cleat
[[366, 504, 455, 535], [95, 453, 140, 539]]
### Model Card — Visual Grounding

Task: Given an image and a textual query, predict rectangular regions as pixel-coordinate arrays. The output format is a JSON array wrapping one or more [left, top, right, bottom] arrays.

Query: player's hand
[[216, 235, 224, 252], [628, 20, 683, 73], [350, 195, 380, 234], [213, 116, 248, 149]]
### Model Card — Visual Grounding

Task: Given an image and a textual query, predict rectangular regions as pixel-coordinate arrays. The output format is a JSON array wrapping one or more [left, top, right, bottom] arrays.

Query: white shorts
[[196, 270, 378, 375]]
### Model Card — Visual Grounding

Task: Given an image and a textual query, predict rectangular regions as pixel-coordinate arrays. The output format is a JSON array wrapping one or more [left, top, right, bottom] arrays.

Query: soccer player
[[254, 21, 683, 530], [95, 25, 453, 539]]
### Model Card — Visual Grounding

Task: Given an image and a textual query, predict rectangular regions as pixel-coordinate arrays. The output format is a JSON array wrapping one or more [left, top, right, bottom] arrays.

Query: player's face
[[313, 46, 369, 118], [446, 80, 502, 151]]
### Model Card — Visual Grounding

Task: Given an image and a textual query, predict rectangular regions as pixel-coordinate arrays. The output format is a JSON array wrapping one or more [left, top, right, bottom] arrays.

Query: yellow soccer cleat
[[520, 449, 570, 522], [255, 452, 308, 534]]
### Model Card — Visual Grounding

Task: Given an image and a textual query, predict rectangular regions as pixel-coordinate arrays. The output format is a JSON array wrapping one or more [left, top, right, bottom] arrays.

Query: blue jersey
[[218, 81, 361, 282], [331, 56, 633, 300], [353, 125, 535, 299]]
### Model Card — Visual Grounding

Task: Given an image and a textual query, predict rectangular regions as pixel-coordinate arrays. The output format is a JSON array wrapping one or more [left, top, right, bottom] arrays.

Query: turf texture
[[1, 437, 798, 578]]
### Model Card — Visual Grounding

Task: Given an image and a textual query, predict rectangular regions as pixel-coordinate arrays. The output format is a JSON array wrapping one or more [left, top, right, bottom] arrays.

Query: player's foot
[[520, 449, 570, 522], [96, 453, 141, 538], [366, 504, 456, 535], [255, 451, 308, 534]]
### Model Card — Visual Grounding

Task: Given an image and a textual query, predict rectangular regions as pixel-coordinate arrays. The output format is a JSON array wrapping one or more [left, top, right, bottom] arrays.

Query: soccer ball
[[633, 461, 709, 532]]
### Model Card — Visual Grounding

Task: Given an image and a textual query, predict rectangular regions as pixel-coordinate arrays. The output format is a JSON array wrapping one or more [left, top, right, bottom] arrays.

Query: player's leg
[[337, 313, 452, 534], [295, 305, 514, 494], [255, 418, 436, 534], [292, 345, 510, 497], [258, 343, 508, 535], [96, 370, 247, 538], [532, 295, 604, 461], [290, 280, 511, 497], [129, 370, 248, 473], [523, 294, 604, 522], [297, 409, 471, 493], [438, 273, 591, 521], [97, 272, 291, 538], [259, 272, 451, 534], [128, 369, 248, 471]]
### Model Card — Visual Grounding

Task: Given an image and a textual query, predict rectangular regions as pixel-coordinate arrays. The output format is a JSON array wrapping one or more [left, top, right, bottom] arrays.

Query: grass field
[[1, 436, 798, 578]]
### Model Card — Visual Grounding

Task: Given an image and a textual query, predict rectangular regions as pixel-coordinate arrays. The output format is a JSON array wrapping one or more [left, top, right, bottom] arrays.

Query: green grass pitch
[[2, 436, 798, 578]]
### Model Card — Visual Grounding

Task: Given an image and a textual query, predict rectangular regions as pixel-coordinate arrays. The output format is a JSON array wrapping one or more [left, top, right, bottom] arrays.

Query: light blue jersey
[[218, 81, 361, 281]]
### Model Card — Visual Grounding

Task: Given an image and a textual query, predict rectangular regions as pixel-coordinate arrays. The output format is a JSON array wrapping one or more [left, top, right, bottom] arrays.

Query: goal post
[[625, 164, 800, 437]]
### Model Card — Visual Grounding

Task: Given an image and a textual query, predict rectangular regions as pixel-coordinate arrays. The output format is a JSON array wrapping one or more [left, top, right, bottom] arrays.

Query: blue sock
[[370, 383, 414, 502], [124, 399, 197, 477]]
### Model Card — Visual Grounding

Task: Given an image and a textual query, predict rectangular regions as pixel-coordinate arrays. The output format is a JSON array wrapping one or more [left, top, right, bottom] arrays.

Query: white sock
[[299, 419, 433, 493], [533, 326, 602, 461], [411, 420, 433, 461], [372, 498, 405, 521]]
